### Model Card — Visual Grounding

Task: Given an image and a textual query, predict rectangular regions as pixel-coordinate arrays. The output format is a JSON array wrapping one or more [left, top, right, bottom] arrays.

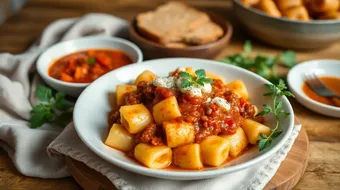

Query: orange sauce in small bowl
[[302, 76, 340, 107], [48, 49, 133, 83]]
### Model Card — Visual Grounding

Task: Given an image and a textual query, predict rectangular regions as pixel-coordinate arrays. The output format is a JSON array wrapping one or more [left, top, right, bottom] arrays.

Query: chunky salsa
[[49, 49, 133, 83]]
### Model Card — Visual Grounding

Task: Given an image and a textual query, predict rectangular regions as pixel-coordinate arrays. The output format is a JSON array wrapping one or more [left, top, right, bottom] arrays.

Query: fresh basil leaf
[[35, 85, 52, 102], [279, 50, 296, 68]]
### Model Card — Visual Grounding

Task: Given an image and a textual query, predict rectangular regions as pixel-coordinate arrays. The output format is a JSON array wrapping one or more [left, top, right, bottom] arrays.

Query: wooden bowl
[[129, 12, 233, 59]]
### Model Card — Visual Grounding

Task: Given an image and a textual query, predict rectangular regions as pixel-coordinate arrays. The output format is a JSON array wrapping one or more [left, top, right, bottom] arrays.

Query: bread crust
[[136, 2, 223, 46]]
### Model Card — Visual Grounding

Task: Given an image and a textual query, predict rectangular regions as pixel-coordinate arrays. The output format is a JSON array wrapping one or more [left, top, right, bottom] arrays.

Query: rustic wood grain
[[0, 0, 339, 189]]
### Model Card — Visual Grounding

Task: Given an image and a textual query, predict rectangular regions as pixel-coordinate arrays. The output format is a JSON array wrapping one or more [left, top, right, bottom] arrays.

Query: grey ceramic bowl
[[233, 0, 340, 49]]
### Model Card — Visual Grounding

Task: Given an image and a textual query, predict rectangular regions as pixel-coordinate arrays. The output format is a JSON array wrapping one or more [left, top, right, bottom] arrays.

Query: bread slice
[[183, 21, 224, 45], [137, 2, 210, 44], [164, 42, 189, 48]]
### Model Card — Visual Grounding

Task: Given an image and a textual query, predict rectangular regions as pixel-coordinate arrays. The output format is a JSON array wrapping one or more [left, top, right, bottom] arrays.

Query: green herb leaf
[[220, 40, 296, 85], [263, 92, 274, 96], [256, 104, 272, 116], [279, 50, 296, 68], [256, 80, 294, 151], [55, 92, 73, 111], [30, 104, 54, 128], [260, 133, 268, 139], [195, 69, 206, 79], [54, 111, 73, 126], [283, 91, 295, 98], [277, 79, 287, 91], [275, 101, 283, 111], [30, 86, 75, 129], [35, 85, 52, 102], [197, 78, 213, 85], [86, 57, 96, 66], [243, 40, 252, 54], [258, 138, 268, 151], [181, 79, 194, 88], [271, 130, 283, 138], [179, 71, 192, 79], [179, 69, 213, 88]]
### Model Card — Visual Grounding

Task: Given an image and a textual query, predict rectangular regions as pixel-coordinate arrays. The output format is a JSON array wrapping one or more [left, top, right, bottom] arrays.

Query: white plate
[[287, 59, 340, 118], [73, 58, 294, 180]]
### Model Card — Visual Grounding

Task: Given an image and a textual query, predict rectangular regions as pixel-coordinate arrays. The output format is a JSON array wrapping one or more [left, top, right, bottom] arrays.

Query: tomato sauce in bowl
[[48, 49, 133, 83], [302, 76, 340, 107]]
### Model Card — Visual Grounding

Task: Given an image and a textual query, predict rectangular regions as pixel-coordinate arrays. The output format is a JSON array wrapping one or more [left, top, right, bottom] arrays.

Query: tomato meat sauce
[[49, 49, 133, 83], [108, 79, 258, 147], [302, 76, 340, 107]]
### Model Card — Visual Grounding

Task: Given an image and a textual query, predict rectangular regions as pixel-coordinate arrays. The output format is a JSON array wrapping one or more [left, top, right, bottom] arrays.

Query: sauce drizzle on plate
[[302, 76, 340, 107]]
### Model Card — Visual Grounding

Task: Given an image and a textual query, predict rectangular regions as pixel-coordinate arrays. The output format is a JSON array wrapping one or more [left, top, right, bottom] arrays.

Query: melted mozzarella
[[211, 97, 231, 111]]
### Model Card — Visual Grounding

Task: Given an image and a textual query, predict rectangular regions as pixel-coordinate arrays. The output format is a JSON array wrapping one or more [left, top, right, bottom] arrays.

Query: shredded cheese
[[211, 97, 231, 111]]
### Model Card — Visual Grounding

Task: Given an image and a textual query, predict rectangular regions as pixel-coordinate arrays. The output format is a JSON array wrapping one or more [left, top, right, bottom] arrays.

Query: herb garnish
[[256, 79, 295, 151], [179, 69, 213, 88], [30, 85, 74, 128], [86, 57, 96, 66], [220, 41, 297, 84]]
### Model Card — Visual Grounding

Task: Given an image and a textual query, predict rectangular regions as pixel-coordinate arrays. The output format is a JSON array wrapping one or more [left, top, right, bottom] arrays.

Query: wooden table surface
[[0, 0, 339, 189]]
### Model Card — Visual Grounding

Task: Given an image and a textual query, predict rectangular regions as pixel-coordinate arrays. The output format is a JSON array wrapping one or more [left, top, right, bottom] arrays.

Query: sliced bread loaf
[[183, 22, 224, 45], [136, 2, 210, 44]]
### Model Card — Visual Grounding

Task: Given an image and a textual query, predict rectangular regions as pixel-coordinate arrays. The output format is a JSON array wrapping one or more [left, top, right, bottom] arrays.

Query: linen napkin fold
[[0, 13, 129, 178], [0, 13, 302, 190]]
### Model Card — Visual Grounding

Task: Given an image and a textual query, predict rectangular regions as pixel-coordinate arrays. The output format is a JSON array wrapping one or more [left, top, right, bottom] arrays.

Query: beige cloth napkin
[[0, 13, 302, 190]]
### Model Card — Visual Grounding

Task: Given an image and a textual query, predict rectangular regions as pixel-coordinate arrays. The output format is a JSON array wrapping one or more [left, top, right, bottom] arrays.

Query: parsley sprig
[[30, 85, 74, 128], [256, 79, 295, 151], [179, 69, 213, 88], [220, 41, 296, 84]]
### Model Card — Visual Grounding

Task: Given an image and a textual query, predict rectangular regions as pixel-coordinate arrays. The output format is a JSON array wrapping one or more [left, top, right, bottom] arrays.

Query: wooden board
[[66, 128, 309, 190]]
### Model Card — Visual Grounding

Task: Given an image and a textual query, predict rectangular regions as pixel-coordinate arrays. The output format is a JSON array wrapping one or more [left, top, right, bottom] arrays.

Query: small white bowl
[[287, 60, 340, 118], [36, 36, 143, 96], [73, 58, 294, 180]]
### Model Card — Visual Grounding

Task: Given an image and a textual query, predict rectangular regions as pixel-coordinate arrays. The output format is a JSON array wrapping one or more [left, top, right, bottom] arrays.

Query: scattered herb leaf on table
[[220, 40, 297, 84], [30, 85, 74, 128]]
